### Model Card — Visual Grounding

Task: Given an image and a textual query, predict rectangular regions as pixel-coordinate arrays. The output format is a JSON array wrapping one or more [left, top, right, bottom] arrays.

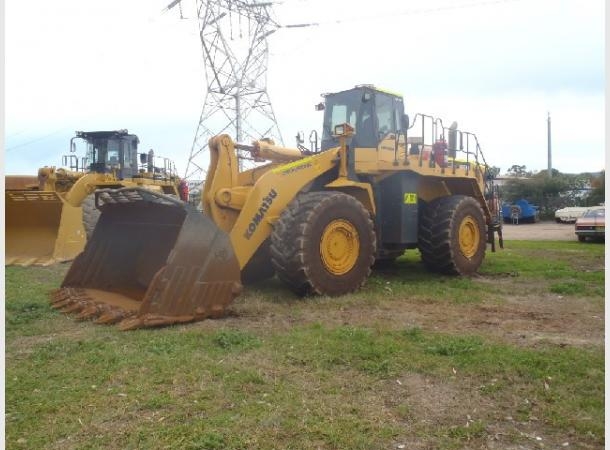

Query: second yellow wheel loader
[[51, 85, 503, 330], [5, 130, 184, 266]]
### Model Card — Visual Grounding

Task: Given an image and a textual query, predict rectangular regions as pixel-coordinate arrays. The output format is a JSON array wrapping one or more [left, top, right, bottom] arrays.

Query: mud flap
[[52, 188, 242, 330], [5, 191, 86, 266], [487, 220, 504, 252]]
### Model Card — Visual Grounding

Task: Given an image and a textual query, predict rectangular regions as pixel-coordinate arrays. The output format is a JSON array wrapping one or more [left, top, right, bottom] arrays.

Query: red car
[[575, 208, 605, 242]]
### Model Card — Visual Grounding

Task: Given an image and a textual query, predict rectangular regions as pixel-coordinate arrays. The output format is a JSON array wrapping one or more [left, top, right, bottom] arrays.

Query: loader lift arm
[[205, 135, 342, 269]]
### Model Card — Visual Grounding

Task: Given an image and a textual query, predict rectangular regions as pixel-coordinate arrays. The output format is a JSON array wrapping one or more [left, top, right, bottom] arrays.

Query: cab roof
[[75, 130, 138, 142], [322, 85, 403, 99]]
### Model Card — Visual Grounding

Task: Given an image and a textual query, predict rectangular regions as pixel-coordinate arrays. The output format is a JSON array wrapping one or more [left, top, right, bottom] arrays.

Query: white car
[[555, 206, 603, 223]]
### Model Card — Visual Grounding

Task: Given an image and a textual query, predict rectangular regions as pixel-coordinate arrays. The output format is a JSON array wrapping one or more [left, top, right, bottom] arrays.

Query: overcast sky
[[3, 0, 606, 177]]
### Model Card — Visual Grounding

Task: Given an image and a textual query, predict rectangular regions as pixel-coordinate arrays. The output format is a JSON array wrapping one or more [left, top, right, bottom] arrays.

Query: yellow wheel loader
[[5, 130, 184, 266], [51, 86, 503, 330]]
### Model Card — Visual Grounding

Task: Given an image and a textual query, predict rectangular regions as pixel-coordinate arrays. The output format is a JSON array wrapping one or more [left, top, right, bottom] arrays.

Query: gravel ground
[[500, 221, 578, 241]]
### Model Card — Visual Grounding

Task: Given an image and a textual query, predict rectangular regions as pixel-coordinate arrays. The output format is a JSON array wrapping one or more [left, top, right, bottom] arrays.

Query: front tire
[[419, 195, 486, 275], [241, 239, 276, 285], [82, 193, 101, 240], [270, 191, 376, 296]]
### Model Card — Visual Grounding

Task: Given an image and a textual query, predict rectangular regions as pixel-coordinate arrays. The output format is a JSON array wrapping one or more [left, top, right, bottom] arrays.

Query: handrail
[[402, 112, 496, 201]]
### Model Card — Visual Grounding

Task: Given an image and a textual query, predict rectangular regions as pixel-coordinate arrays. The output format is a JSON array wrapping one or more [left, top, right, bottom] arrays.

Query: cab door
[[375, 93, 406, 165]]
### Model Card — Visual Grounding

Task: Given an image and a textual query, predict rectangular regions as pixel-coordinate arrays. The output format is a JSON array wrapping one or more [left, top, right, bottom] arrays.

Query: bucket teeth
[[75, 305, 104, 321], [118, 314, 186, 331], [60, 301, 88, 314], [50, 288, 89, 310], [96, 310, 127, 325], [50, 293, 71, 306], [118, 317, 145, 331], [51, 298, 75, 309], [51, 289, 69, 303]]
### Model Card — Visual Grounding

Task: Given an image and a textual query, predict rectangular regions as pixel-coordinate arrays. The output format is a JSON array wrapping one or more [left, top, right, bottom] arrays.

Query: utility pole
[[547, 111, 552, 178], [171, 0, 284, 181]]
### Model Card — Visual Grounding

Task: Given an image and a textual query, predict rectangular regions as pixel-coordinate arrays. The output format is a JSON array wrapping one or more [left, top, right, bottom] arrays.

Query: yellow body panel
[[324, 178, 376, 214]]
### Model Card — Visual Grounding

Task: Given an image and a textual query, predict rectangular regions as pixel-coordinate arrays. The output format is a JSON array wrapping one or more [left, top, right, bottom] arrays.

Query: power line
[[277, 0, 522, 28], [5, 129, 66, 152], [5, 129, 29, 140]]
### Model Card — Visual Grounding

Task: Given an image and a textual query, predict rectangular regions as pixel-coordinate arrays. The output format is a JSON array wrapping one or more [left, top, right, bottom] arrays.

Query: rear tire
[[419, 195, 486, 275], [577, 235, 586, 242], [270, 191, 376, 296]]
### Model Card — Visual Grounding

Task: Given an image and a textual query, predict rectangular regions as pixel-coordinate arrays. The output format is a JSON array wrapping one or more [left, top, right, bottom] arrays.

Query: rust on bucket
[[51, 188, 242, 330]]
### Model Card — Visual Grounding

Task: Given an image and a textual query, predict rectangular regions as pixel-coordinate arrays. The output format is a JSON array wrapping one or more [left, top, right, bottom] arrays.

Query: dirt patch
[[224, 279, 604, 349], [382, 372, 582, 450]]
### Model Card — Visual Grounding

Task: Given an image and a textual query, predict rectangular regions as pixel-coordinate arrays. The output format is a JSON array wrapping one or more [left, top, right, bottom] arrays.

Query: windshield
[[86, 140, 106, 165], [320, 89, 404, 151], [85, 138, 120, 164], [583, 208, 605, 218], [321, 89, 375, 150], [322, 91, 362, 141], [106, 139, 120, 165]]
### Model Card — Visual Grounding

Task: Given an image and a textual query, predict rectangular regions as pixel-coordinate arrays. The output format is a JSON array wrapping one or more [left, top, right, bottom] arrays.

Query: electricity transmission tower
[[169, 0, 284, 181]]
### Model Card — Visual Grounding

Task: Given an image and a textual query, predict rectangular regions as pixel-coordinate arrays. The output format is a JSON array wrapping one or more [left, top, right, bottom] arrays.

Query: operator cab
[[73, 130, 140, 179], [320, 85, 408, 151]]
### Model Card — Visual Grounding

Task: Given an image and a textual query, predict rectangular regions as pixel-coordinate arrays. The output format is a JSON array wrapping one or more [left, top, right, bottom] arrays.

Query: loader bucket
[[51, 188, 242, 330], [5, 191, 86, 266]]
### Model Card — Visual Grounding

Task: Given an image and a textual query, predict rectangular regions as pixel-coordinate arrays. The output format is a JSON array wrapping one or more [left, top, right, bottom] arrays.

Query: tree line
[[499, 166, 605, 220]]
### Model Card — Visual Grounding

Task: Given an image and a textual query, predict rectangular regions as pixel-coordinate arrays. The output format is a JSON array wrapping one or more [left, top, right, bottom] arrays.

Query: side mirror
[[402, 114, 410, 130], [315, 102, 325, 111], [295, 131, 304, 145], [332, 123, 355, 137]]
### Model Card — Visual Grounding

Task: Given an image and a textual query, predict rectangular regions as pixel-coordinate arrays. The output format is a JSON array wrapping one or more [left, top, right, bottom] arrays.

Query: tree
[[487, 166, 501, 179], [586, 170, 605, 206], [506, 164, 529, 177]]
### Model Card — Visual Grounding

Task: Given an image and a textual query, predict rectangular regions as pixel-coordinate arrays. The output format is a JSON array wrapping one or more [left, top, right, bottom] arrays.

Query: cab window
[[106, 139, 120, 165], [87, 140, 106, 164], [375, 93, 395, 136], [121, 139, 133, 171], [329, 104, 357, 132]]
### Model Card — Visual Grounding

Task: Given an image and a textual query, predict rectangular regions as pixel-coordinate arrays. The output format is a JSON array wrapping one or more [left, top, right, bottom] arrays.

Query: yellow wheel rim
[[319, 219, 360, 275], [458, 216, 480, 259]]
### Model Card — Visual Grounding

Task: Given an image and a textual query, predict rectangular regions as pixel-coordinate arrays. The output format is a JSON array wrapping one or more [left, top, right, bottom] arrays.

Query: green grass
[[480, 240, 605, 298], [5, 265, 66, 332], [5, 240, 605, 449]]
